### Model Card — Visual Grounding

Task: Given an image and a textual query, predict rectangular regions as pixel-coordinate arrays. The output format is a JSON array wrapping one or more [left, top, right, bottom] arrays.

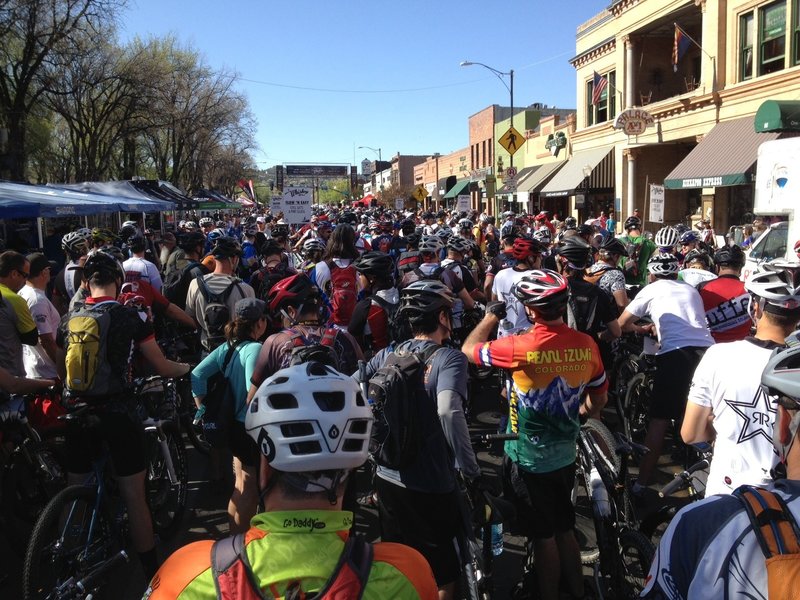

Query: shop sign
[[469, 167, 492, 182], [456, 195, 470, 212], [649, 184, 664, 223], [613, 108, 655, 135], [281, 186, 313, 225], [681, 176, 723, 188], [545, 132, 567, 156]]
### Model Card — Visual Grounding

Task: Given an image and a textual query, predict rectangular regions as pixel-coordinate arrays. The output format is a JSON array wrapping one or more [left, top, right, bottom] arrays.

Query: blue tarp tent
[[48, 181, 175, 212], [0, 181, 131, 218]]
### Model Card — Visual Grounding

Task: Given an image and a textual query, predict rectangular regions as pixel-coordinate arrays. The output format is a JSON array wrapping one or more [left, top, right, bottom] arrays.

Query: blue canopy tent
[[49, 181, 175, 212]]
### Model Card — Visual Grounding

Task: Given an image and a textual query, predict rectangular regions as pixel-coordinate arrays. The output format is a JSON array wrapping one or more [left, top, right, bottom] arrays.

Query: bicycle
[[574, 420, 654, 599], [458, 431, 518, 600]]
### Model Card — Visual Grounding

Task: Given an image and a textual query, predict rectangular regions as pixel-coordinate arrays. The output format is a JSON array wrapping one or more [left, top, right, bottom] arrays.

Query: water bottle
[[589, 466, 611, 518], [490, 523, 504, 556]]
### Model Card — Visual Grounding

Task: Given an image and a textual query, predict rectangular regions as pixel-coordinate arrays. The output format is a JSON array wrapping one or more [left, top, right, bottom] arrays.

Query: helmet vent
[[290, 441, 322, 455], [269, 393, 298, 410], [281, 422, 314, 437], [313, 391, 345, 412], [343, 439, 365, 452], [349, 420, 369, 434]]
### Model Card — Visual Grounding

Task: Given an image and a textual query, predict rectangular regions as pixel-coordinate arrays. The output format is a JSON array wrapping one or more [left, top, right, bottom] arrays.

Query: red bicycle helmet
[[267, 273, 316, 313], [511, 269, 569, 310], [511, 237, 543, 261]]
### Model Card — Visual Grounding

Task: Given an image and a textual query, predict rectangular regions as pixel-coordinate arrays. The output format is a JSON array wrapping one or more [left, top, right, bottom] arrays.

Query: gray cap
[[235, 298, 267, 321], [26, 253, 58, 277]]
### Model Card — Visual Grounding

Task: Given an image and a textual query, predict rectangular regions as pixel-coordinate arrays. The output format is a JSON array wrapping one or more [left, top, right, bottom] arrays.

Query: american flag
[[672, 24, 692, 72], [591, 71, 608, 105]]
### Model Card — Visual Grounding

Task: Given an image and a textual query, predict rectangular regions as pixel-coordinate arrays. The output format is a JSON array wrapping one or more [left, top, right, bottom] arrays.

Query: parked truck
[[742, 137, 800, 280]]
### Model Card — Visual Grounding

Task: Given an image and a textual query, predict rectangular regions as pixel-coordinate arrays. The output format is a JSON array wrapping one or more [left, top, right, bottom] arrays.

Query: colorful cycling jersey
[[641, 479, 800, 599], [696, 274, 751, 343], [0, 282, 38, 376], [144, 510, 438, 600], [472, 322, 607, 473]]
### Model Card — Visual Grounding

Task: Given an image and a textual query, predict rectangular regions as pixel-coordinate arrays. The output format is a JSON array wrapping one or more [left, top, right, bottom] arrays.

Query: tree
[[0, 0, 126, 180]]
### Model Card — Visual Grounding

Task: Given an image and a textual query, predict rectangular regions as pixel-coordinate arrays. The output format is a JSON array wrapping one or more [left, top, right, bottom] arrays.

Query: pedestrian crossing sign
[[499, 127, 525, 155], [413, 185, 428, 201]]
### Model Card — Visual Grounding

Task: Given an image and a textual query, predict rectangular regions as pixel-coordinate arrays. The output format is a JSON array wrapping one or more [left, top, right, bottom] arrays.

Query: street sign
[[395, 198, 404, 210], [506, 166, 518, 179], [412, 185, 428, 202], [505, 179, 516, 192], [456, 195, 470, 212], [281, 186, 313, 225], [498, 127, 525, 155], [285, 165, 348, 177]]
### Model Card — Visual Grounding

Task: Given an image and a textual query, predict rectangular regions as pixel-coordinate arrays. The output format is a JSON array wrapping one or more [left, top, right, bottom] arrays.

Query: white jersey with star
[[687, 338, 779, 496]]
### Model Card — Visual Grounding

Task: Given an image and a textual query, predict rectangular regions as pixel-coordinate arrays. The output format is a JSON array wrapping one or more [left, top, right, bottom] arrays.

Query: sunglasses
[[16, 269, 30, 279]]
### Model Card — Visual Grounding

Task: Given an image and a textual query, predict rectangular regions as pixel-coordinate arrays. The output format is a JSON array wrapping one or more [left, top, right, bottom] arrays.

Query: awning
[[443, 179, 471, 199], [539, 147, 614, 197], [53, 181, 175, 212], [755, 100, 800, 133], [437, 177, 449, 196], [664, 117, 781, 189], [497, 166, 537, 194], [517, 161, 567, 193]]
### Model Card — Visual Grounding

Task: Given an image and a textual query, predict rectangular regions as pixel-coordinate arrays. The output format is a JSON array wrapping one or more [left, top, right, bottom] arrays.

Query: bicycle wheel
[[613, 529, 655, 598], [572, 463, 600, 565], [624, 373, 652, 442], [582, 419, 621, 475], [23, 485, 120, 600], [145, 424, 188, 539]]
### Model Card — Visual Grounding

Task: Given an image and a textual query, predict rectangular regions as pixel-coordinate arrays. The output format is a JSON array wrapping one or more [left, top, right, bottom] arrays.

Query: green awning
[[755, 100, 800, 133], [443, 178, 471, 199], [664, 117, 780, 189]]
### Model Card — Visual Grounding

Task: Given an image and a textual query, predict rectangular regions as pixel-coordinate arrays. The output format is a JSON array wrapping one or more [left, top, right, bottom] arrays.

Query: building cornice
[[610, 0, 643, 17], [570, 37, 617, 68]]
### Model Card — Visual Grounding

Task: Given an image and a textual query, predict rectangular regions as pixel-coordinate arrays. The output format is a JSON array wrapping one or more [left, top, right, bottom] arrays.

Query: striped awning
[[539, 147, 614, 197], [664, 117, 781, 189]]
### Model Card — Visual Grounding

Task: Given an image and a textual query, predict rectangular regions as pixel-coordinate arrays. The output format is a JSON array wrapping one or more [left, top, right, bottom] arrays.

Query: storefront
[[539, 146, 615, 222]]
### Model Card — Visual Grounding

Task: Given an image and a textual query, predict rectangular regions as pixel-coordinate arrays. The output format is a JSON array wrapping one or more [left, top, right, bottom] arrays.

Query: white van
[[743, 137, 800, 278]]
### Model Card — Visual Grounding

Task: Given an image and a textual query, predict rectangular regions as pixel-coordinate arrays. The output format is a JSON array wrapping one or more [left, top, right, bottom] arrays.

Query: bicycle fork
[[144, 423, 178, 485]]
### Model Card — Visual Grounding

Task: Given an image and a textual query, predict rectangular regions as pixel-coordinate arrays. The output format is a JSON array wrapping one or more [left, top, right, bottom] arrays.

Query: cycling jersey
[[678, 268, 717, 287], [144, 510, 438, 599], [123, 256, 164, 292], [472, 322, 607, 473], [696, 274, 750, 343], [0, 282, 38, 377], [18, 285, 59, 378], [641, 479, 800, 599], [492, 267, 536, 337], [687, 338, 780, 496]]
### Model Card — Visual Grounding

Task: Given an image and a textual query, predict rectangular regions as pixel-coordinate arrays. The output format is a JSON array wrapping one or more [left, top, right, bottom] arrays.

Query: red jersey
[[697, 274, 750, 343]]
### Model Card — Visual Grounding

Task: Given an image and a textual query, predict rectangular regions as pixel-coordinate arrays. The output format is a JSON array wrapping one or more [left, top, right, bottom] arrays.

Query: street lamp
[[358, 145, 383, 195], [460, 60, 515, 171], [582, 164, 592, 221]]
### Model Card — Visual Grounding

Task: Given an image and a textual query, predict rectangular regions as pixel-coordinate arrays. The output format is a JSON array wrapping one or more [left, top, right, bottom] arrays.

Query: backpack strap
[[734, 485, 800, 558], [211, 533, 266, 600], [311, 535, 374, 600], [320, 328, 339, 348], [196, 274, 220, 303], [288, 328, 307, 348]]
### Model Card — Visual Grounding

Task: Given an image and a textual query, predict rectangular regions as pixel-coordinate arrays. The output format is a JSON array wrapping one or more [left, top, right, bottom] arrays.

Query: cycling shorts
[[229, 420, 260, 468], [650, 346, 707, 420], [505, 458, 576, 539], [65, 408, 146, 477], [376, 477, 461, 587]]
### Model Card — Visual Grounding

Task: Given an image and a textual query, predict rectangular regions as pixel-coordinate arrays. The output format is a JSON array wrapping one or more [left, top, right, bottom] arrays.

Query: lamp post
[[582, 164, 592, 222], [358, 145, 383, 196]]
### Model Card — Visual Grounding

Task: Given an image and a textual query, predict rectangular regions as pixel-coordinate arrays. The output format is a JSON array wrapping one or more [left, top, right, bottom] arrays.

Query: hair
[[531, 305, 563, 321], [129, 237, 147, 253], [271, 470, 348, 502], [0, 251, 27, 277], [87, 268, 119, 288], [762, 304, 800, 329], [323, 225, 359, 261], [652, 273, 678, 281], [224, 316, 262, 343], [408, 307, 447, 336]]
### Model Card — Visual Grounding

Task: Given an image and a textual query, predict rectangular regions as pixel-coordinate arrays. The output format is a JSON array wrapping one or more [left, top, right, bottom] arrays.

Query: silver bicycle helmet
[[745, 260, 800, 311], [61, 230, 91, 257], [419, 235, 444, 255], [647, 252, 680, 277], [654, 226, 679, 249]]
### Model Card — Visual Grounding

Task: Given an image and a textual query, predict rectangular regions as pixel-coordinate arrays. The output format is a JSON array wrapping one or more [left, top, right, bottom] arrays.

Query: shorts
[[376, 477, 461, 587], [505, 458, 576, 539], [650, 346, 707, 420], [65, 407, 146, 477], [229, 420, 260, 468]]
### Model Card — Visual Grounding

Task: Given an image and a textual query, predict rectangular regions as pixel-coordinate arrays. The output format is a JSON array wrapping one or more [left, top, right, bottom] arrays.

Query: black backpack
[[370, 296, 411, 347], [566, 287, 599, 335], [196, 275, 242, 351], [285, 328, 340, 369], [163, 261, 209, 310], [367, 344, 441, 469]]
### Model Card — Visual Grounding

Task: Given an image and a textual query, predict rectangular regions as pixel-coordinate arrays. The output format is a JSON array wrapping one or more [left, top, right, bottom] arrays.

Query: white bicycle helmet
[[458, 218, 474, 231], [198, 217, 214, 227], [654, 226, 679, 249], [533, 227, 552, 245], [745, 260, 800, 310], [246, 362, 373, 473], [61, 230, 91, 256], [302, 238, 326, 254], [419, 235, 444, 254], [647, 252, 680, 277]]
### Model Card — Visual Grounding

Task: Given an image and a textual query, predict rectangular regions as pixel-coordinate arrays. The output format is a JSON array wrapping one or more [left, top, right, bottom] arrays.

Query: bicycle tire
[[624, 373, 652, 442], [572, 463, 601, 565], [146, 424, 188, 539], [582, 419, 622, 475], [23, 485, 120, 600], [640, 504, 679, 547], [614, 529, 655, 598]]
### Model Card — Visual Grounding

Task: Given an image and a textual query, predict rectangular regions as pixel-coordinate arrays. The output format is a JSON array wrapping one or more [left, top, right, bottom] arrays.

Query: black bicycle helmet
[[713, 244, 745, 268], [555, 237, 593, 269], [404, 232, 421, 249], [127, 235, 147, 253], [399, 280, 455, 314], [212, 236, 243, 258], [447, 236, 472, 255], [600, 236, 629, 257], [400, 219, 416, 235], [624, 216, 642, 231], [119, 224, 138, 242], [354, 251, 394, 277], [272, 224, 290, 238], [683, 249, 713, 270], [83, 249, 124, 282], [511, 269, 569, 311], [178, 231, 206, 252]]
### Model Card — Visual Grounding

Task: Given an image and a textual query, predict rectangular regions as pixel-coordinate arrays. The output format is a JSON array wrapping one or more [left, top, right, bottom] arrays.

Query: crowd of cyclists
[[2, 204, 800, 599]]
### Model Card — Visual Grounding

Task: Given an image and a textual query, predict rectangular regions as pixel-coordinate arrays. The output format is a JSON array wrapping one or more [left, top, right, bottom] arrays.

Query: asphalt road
[[1, 374, 689, 599]]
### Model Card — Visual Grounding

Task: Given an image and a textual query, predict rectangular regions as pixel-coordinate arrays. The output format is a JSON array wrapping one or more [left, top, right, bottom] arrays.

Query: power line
[[236, 49, 573, 94]]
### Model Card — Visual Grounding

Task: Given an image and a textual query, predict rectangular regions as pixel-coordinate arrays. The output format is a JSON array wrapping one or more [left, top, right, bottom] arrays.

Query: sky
[[121, 0, 609, 171]]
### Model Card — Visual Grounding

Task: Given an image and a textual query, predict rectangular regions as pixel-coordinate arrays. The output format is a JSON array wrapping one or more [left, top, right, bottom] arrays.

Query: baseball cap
[[27, 253, 58, 277], [158, 232, 176, 243], [256, 216, 266, 223], [235, 298, 267, 320]]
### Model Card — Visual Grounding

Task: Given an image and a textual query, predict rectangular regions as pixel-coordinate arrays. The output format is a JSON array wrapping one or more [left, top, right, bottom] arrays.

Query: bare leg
[[438, 581, 455, 600], [637, 417, 670, 486], [228, 458, 258, 534], [116, 470, 154, 553], [533, 537, 561, 600], [555, 530, 583, 597]]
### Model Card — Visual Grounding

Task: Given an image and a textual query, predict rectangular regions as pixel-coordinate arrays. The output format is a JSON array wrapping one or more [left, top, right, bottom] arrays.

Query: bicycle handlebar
[[658, 458, 710, 498], [470, 432, 519, 443]]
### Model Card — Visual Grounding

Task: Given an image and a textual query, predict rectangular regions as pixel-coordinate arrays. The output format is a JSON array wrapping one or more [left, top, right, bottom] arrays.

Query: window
[[741, 12, 755, 79], [586, 70, 615, 126], [749, 223, 788, 261], [759, 1, 787, 75], [794, 0, 800, 63]]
